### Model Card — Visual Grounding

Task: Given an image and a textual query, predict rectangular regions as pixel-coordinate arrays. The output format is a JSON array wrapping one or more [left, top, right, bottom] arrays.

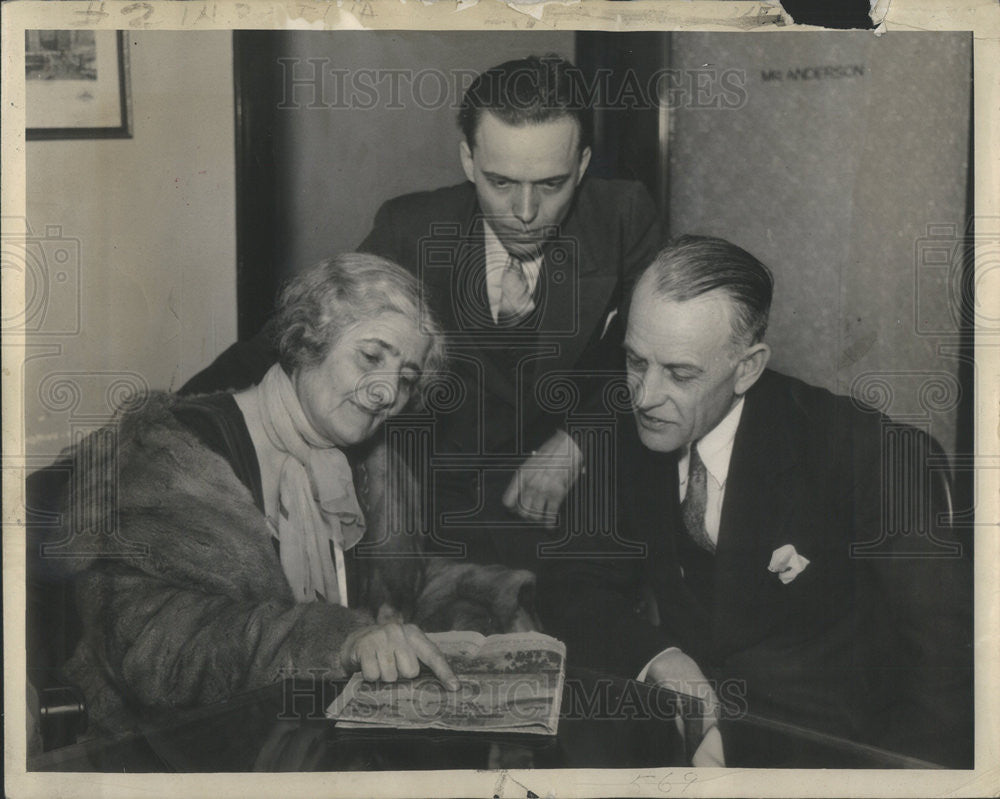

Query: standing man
[[540, 236, 973, 767], [183, 55, 662, 568]]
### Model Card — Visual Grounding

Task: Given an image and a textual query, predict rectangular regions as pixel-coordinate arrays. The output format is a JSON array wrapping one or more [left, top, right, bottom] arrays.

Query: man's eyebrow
[[654, 360, 703, 375], [667, 363, 703, 373], [481, 169, 573, 185], [622, 342, 703, 373]]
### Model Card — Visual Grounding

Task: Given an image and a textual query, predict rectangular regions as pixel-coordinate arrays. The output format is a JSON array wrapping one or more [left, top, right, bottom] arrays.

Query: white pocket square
[[767, 544, 810, 584]]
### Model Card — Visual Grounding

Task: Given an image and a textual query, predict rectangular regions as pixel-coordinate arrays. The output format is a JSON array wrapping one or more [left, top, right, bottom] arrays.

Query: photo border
[[2, 1, 997, 797]]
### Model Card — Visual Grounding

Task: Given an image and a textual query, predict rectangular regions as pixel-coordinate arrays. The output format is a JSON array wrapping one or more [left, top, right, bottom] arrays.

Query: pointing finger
[[404, 626, 460, 690]]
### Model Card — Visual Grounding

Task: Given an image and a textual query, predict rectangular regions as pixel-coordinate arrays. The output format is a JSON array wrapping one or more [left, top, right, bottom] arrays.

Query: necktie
[[497, 255, 535, 324], [681, 445, 716, 554]]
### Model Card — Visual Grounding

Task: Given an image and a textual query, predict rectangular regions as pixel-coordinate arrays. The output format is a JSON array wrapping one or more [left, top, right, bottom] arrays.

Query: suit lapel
[[630, 433, 714, 655], [712, 379, 804, 653], [528, 199, 622, 380]]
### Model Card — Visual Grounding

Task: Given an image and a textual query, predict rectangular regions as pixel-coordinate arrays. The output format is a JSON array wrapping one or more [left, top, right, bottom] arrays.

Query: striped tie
[[681, 445, 716, 554], [497, 255, 535, 325]]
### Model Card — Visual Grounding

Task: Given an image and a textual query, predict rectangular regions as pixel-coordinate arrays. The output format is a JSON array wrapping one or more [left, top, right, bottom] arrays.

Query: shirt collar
[[483, 220, 543, 273], [681, 397, 745, 488]]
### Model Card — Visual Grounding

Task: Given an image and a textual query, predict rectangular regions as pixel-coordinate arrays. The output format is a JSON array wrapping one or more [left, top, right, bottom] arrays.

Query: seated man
[[539, 235, 973, 767]]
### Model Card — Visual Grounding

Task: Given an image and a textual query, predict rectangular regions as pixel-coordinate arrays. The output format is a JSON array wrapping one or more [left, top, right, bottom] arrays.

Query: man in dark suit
[[183, 55, 662, 569], [539, 235, 973, 767]]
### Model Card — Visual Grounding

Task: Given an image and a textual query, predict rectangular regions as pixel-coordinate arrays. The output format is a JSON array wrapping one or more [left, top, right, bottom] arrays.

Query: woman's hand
[[339, 622, 460, 690]]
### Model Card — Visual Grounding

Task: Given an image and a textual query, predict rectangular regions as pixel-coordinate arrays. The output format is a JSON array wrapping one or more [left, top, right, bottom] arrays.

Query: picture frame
[[25, 29, 132, 140]]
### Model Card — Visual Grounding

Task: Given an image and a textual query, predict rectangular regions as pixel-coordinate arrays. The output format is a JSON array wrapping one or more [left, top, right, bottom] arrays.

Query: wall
[[21, 30, 970, 461], [668, 32, 971, 456], [277, 31, 576, 274], [25, 31, 236, 457]]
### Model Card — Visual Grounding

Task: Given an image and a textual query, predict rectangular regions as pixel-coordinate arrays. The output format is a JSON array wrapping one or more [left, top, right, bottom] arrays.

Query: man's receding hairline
[[635, 275, 748, 349]]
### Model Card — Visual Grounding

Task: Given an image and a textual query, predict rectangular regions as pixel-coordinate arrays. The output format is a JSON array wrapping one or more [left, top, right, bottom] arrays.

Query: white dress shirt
[[483, 221, 543, 323], [676, 397, 745, 545]]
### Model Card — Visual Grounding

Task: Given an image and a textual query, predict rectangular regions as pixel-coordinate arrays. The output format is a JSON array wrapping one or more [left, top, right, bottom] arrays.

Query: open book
[[326, 631, 566, 735]]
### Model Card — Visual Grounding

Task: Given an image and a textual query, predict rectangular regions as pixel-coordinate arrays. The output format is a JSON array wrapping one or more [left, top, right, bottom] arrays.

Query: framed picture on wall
[[25, 29, 132, 140]]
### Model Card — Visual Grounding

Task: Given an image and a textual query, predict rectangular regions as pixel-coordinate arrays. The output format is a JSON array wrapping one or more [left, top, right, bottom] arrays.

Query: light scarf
[[256, 363, 366, 605]]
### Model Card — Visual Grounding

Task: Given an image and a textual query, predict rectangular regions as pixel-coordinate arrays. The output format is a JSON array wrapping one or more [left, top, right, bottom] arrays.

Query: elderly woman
[[45, 253, 531, 736]]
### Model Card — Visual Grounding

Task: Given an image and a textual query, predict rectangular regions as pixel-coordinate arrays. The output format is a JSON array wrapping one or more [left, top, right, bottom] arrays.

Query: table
[[28, 666, 939, 772]]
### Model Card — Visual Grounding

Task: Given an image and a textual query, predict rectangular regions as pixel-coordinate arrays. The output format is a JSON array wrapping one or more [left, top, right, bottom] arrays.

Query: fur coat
[[51, 392, 535, 734]]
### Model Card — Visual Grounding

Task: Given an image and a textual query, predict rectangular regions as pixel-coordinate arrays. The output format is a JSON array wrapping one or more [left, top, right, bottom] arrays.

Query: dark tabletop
[[29, 666, 939, 772]]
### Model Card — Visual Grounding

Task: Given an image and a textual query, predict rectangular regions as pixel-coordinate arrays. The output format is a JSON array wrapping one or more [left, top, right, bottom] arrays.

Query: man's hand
[[645, 648, 720, 723], [339, 622, 460, 690], [502, 429, 583, 527], [646, 649, 725, 766]]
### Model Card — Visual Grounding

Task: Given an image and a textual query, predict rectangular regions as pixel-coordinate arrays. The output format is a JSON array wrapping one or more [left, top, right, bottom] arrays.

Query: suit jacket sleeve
[[572, 181, 662, 421], [619, 180, 664, 290], [358, 198, 406, 264]]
